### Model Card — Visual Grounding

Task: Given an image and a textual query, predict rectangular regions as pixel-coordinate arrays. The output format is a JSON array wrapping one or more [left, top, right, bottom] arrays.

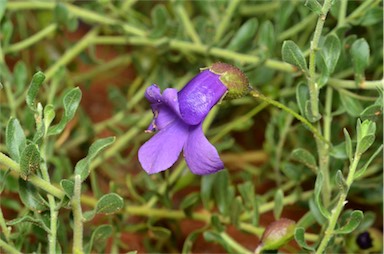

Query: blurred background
[[1, 1, 383, 253]]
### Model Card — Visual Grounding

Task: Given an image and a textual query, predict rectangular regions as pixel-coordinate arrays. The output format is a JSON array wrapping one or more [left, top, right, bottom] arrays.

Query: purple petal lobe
[[183, 124, 224, 175], [178, 70, 227, 125], [138, 120, 189, 174], [145, 85, 162, 103]]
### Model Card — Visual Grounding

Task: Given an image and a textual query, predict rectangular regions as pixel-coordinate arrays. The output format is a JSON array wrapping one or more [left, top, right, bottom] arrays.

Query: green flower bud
[[255, 218, 296, 253], [209, 62, 250, 100]]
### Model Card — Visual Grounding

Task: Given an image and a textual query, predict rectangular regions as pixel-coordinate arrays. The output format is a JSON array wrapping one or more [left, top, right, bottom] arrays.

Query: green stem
[[317, 86, 333, 208], [40, 138, 58, 254], [6, 1, 145, 36], [328, 77, 383, 90], [47, 195, 57, 254], [344, 0, 380, 24], [0, 208, 13, 244], [92, 36, 296, 73], [278, 13, 317, 41], [220, 232, 252, 254], [337, 0, 348, 27], [72, 175, 84, 254], [308, 0, 333, 120], [249, 90, 329, 146], [239, 2, 280, 16], [0, 239, 21, 254], [315, 153, 362, 253], [4, 23, 57, 54], [0, 152, 65, 199], [3, 80, 17, 117], [174, 3, 202, 45], [44, 27, 99, 82], [213, 0, 241, 44]]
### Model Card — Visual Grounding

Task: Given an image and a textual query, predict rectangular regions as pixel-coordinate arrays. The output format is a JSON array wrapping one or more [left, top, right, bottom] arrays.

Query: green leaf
[[211, 214, 225, 232], [60, 179, 74, 198], [321, 34, 341, 74], [314, 172, 330, 218], [95, 193, 124, 214], [336, 210, 364, 234], [74, 136, 115, 181], [359, 7, 383, 26], [290, 148, 317, 171], [7, 215, 50, 233], [18, 178, 47, 212], [43, 104, 56, 131], [213, 171, 233, 216], [6, 117, 26, 162], [227, 18, 258, 51], [182, 229, 205, 254], [54, 3, 69, 26], [150, 4, 169, 38], [149, 226, 171, 240], [258, 20, 275, 55], [330, 141, 348, 159], [316, 52, 330, 87], [339, 92, 364, 117], [360, 104, 382, 122], [296, 82, 309, 118], [0, 0, 7, 21], [354, 144, 383, 179], [238, 181, 255, 208], [179, 192, 200, 211], [304, 0, 322, 15], [273, 189, 284, 220], [356, 135, 375, 155], [343, 128, 353, 163], [335, 170, 348, 192], [13, 61, 28, 94], [350, 38, 370, 84], [48, 87, 82, 136], [356, 119, 376, 141], [19, 144, 40, 180], [203, 231, 228, 250], [309, 198, 327, 224], [282, 40, 308, 73], [229, 196, 243, 227], [294, 227, 315, 251], [1, 20, 13, 47], [84, 225, 113, 253], [26, 71, 45, 111], [305, 100, 321, 122], [356, 120, 376, 154]]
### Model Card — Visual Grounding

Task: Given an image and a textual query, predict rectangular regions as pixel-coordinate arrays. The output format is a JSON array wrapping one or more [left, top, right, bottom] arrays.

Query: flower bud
[[255, 218, 296, 253], [209, 62, 250, 100], [346, 228, 383, 252]]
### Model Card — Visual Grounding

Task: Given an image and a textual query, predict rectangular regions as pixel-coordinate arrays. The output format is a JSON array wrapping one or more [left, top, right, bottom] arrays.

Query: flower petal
[[138, 120, 189, 174], [178, 70, 227, 125], [145, 84, 162, 103], [183, 124, 224, 175]]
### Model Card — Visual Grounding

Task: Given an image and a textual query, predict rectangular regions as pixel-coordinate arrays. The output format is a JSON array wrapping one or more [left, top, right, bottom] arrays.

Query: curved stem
[[220, 232, 252, 254], [4, 23, 57, 54], [0, 152, 65, 199], [0, 239, 21, 254], [315, 153, 361, 253], [249, 90, 329, 146], [44, 27, 99, 82], [213, 0, 241, 44]]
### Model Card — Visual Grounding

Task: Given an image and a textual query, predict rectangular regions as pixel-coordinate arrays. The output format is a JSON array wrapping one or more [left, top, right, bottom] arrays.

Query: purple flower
[[138, 63, 249, 175]]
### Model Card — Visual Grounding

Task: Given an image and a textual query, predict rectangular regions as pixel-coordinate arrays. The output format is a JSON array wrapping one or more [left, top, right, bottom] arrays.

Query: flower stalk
[[315, 153, 362, 253]]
